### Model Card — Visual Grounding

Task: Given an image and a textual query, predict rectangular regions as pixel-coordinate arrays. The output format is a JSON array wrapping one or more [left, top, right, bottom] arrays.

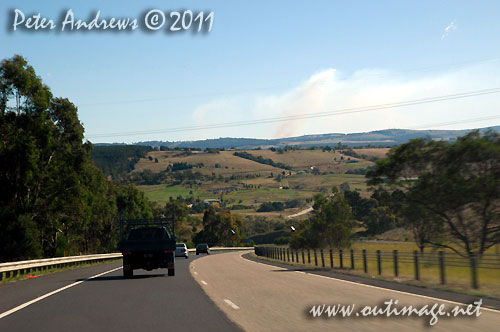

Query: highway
[[0, 253, 241, 331], [191, 251, 500, 332]]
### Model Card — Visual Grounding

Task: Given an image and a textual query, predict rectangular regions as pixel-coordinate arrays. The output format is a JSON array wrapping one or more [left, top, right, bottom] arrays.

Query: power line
[[408, 115, 500, 130], [78, 56, 500, 107], [85, 87, 500, 139]]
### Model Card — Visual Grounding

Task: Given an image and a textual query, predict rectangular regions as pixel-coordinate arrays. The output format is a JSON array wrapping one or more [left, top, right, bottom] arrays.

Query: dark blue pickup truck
[[118, 219, 176, 278]]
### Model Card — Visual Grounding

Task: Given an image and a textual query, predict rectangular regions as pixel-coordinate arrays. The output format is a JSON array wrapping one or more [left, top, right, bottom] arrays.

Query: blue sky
[[2, 1, 500, 143]]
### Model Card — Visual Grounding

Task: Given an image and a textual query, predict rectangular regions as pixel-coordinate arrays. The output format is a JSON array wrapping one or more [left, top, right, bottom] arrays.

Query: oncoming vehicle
[[196, 243, 210, 255], [175, 243, 189, 259], [118, 218, 176, 278]]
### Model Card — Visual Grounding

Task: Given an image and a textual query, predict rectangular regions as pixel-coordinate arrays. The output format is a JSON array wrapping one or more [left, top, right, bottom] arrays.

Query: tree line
[[0, 55, 154, 261], [288, 131, 500, 263]]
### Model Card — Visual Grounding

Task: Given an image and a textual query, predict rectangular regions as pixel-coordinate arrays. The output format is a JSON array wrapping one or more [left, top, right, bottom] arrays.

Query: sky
[[1, 0, 500, 143]]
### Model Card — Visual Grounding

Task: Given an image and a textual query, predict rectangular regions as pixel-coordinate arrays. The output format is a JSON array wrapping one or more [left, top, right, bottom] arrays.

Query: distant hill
[[97, 126, 500, 149]]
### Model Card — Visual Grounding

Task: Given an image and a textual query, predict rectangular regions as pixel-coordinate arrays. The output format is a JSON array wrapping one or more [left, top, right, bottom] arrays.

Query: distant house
[[203, 199, 221, 208]]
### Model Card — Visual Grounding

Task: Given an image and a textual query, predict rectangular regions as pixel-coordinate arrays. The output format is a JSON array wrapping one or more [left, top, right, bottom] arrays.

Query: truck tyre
[[123, 264, 133, 278], [168, 268, 175, 276]]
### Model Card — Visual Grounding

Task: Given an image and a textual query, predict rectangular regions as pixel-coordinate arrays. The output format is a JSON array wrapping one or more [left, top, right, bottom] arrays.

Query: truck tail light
[[165, 250, 174, 254]]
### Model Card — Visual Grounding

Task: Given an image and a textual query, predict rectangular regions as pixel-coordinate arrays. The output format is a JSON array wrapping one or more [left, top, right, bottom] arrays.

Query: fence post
[[470, 253, 478, 289], [439, 251, 445, 284], [287, 248, 290, 262], [296, 250, 299, 263], [350, 250, 355, 269], [302, 250, 305, 264], [314, 249, 318, 266], [339, 250, 343, 269], [393, 250, 398, 277], [362, 249, 367, 273], [376, 250, 382, 275], [320, 249, 325, 267], [330, 249, 334, 268], [291, 249, 294, 262], [413, 250, 420, 280], [308, 249, 311, 264]]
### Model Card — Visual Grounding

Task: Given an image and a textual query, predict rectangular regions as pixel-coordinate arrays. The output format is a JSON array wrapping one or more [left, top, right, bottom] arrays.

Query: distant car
[[196, 244, 210, 255], [175, 243, 189, 259]]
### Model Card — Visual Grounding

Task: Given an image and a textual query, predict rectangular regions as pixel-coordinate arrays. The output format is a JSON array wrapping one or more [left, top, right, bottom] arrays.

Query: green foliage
[[91, 145, 152, 180], [367, 131, 500, 257], [0, 55, 154, 261], [290, 188, 355, 249], [193, 208, 242, 246], [257, 201, 285, 212], [164, 199, 189, 221]]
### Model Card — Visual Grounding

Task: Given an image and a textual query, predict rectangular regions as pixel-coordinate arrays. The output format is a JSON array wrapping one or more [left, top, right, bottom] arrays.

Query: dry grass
[[354, 148, 390, 159], [245, 149, 374, 173], [134, 150, 284, 175]]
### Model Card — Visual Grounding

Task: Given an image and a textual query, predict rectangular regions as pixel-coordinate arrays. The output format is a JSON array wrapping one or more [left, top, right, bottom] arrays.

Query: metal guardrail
[[0, 247, 253, 281], [0, 253, 122, 281], [255, 246, 500, 289]]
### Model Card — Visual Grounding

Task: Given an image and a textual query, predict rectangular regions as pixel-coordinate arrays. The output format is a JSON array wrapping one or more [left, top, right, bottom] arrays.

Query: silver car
[[175, 243, 189, 259]]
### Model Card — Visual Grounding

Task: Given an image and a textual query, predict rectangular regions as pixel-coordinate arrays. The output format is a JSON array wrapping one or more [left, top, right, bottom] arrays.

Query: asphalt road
[[191, 251, 500, 332], [0, 253, 241, 332]]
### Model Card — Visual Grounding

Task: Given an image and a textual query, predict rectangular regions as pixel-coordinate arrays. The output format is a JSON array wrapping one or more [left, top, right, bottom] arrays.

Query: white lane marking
[[224, 299, 240, 310], [201, 280, 208, 285], [0, 266, 122, 320], [241, 253, 500, 314]]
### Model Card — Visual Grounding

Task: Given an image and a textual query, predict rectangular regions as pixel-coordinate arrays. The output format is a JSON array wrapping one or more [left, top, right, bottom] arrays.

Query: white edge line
[[224, 299, 240, 310], [0, 266, 122, 320], [239, 252, 500, 314]]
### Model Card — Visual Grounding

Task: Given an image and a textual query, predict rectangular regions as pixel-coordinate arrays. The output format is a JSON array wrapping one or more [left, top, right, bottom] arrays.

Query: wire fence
[[254, 247, 500, 290]]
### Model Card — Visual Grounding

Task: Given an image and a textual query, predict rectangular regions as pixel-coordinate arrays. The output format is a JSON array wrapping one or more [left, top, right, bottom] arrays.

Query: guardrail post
[[330, 249, 334, 268], [438, 251, 445, 284], [413, 250, 420, 280], [339, 250, 343, 269], [393, 250, 398, 277], [302, 250, 305, 264], [307, 249, 311, 264], [320, 249, 325, 267], [377, 250, 382, 275], [470, 253, 478, 289], [350, 250, 355, 269], [362, 250, 367, 273], [314, 249, 318, 266]]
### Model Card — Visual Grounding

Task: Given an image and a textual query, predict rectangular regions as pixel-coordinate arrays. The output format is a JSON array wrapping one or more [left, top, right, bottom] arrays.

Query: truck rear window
[[128, 227, 169, 240]]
